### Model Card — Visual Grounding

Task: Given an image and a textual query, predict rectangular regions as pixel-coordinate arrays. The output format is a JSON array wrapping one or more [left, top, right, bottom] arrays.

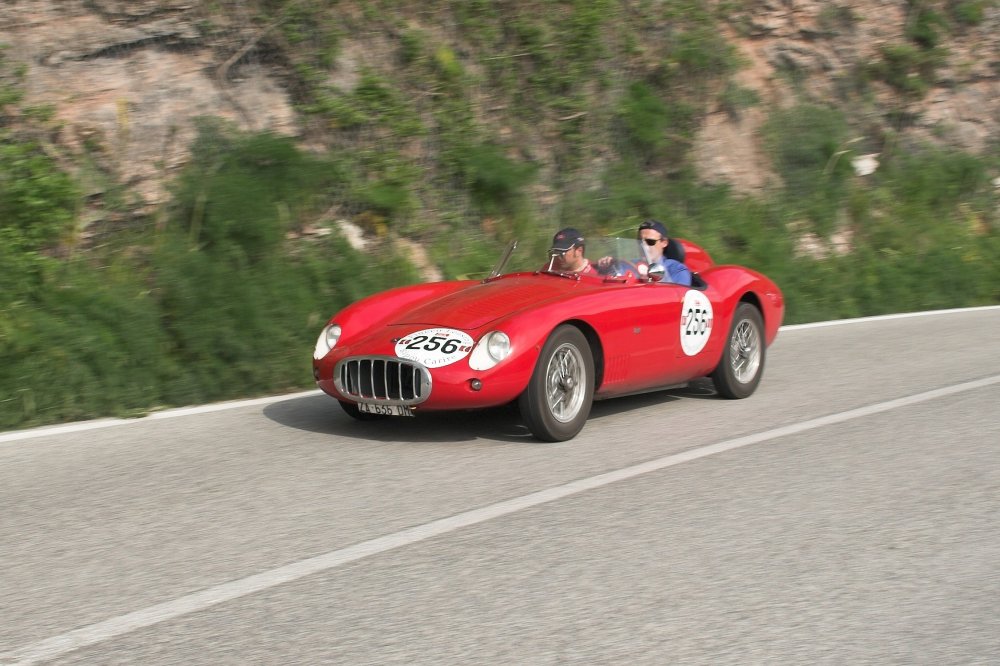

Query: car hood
[[390, 275, 579, 330]]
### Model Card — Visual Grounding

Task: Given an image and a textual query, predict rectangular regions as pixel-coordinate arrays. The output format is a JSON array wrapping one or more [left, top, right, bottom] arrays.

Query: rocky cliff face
[[2, 0, 297, 224], [2, 0, 998, 222], [694, 0, 999, 190]]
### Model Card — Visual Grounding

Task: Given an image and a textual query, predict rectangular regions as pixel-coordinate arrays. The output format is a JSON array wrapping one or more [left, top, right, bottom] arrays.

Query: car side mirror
[[646, 263, 665, 282]]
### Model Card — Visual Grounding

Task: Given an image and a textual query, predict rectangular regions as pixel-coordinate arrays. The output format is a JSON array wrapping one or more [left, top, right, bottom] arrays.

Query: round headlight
[[468, 330, 512, 371], [326, 324, 342, 347], [487, 331, 511, 361], [313, 324, 342, 360]]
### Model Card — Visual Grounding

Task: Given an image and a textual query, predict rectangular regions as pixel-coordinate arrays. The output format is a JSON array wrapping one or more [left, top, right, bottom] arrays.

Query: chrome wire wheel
[[730, 319, 762, 384], [544, 342, 587, 423], [519, 325, 594, 442], [711, 303, 766, 400]]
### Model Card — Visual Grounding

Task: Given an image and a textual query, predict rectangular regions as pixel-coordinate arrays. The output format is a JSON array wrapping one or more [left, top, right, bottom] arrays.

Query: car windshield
[[490, 237, 659, 281]]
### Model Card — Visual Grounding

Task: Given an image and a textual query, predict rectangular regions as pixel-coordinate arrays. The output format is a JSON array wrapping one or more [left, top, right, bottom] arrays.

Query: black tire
[[711, 302, 766, 399], [338, 400, 387, 421], [519, 325, 595, 442]]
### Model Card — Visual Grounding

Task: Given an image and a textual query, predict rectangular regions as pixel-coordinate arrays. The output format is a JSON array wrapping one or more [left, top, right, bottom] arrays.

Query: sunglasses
[[642, 237, 664, 246]]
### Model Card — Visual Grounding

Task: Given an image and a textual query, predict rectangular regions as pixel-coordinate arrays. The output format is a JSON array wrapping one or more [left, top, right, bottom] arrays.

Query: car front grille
[[334, 356, 431, 405]]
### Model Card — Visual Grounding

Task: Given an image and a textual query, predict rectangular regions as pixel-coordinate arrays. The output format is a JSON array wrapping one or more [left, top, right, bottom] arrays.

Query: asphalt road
[[2, 307, 999, 665]]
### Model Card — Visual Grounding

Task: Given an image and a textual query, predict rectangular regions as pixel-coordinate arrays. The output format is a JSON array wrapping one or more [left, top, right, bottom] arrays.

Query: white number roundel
[[395, 328, 474, 368], [680, 290, 714, 356]]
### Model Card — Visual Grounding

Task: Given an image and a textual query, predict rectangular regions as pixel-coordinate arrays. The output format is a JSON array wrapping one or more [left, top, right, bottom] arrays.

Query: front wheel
[[711, 302, 765, 399], [519, 325, 594, 442]]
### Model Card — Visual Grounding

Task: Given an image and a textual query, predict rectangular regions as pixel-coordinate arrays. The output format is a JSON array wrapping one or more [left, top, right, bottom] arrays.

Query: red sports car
[[312, 237, 784, 441]]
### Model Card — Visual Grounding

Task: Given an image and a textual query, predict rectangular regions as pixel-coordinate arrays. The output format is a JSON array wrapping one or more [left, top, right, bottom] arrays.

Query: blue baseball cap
[[638, 219, 669, 239]]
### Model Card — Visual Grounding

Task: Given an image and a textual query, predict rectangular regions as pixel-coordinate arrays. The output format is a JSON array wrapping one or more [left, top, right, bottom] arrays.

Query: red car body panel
[[313, 239, 783, 412]]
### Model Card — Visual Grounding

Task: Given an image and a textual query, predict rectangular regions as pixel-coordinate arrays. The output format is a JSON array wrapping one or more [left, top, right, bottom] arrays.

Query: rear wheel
[[711, 302, 765, 399], [519, 325, 594, 442], [338, 400, 387, 421]]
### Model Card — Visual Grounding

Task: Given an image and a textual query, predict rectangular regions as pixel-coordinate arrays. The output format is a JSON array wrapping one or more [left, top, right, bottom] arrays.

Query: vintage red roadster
[[312, 235, 784, 441]]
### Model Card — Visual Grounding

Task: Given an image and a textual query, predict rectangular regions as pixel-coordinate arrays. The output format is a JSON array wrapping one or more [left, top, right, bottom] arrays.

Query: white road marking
[[2, 305, 998, 445], [5, 373, 999, 666], [780, 304, 1000, 331], [0, 390, 321, 445]]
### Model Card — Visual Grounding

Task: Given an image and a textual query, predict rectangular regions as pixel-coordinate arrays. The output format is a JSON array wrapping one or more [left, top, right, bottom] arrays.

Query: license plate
[[357, 402, 414, 417]]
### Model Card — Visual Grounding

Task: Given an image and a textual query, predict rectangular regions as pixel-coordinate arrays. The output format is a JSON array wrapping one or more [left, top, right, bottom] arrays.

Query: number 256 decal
[[680, 290, 714, 356], [395, 328, 474, 368]]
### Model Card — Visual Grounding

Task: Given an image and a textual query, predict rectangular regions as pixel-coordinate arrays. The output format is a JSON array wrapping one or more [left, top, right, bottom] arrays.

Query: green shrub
[[620, 82, 669, 156], [867, 43, 945, 98], [0, 211, 419, 429], [763, 104, 854, 229], [0, 135, 79, 252], [784, 146, 998, 321], [360, 177, 412, 217], [668, 26, 739, 82], [0, 44, 81, 251], [433, 46, 464, 82], [170, 118, 336, 258], [3, 119, 428, 427], [617, 79, 700, 166], [880, 147, 988, 211], [153, 237, 305, 403], [398, 29, 424, 66], [765, 104, 851, 176], [0, 252, 170, 428], [905, 1, 948, 48], [0, 44, 27, 110], [562, 0, 612, 64], [277, 3, 340, 69], [306, 71, 424, 136], [950, 1, 989, 26], [451, 0, 502, 46], [457, 142, 538, 213]]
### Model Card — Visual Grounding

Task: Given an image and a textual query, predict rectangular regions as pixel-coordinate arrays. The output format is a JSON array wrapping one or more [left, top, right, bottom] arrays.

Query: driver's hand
[[597, 256, 613, 268]]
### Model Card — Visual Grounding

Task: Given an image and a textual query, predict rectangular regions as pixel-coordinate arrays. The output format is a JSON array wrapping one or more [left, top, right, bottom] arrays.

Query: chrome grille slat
[[333, 356, 431, 406]]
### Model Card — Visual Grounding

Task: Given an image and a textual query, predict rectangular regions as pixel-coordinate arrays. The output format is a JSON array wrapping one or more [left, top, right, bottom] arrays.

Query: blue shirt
[[648, 257, 692, 286]]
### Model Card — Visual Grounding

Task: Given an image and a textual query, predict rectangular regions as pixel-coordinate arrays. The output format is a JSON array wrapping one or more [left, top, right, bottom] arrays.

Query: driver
[[547, 227, 599, 275]]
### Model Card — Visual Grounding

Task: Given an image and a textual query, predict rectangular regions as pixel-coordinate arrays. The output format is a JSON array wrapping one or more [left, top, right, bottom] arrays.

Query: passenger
[[598, 219, 692, 286], [546, 227, 599, 275]]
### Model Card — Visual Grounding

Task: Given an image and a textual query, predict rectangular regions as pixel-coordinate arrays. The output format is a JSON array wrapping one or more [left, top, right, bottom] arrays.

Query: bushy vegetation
[[1, 1, 998, 430], [0, 119, 417, 429], [556, 109, 998, 324]]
